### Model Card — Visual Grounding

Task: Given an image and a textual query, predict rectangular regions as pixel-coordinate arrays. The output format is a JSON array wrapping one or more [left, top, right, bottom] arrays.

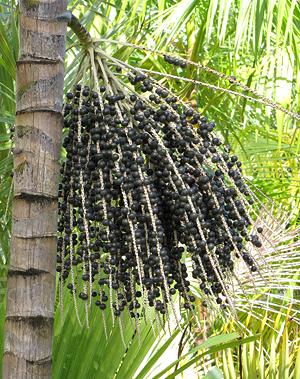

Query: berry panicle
[[58, 50, 271, 331]]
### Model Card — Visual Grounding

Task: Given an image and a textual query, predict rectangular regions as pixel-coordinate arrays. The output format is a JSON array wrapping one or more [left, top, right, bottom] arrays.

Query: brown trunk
[[3, 1, 67, 378]]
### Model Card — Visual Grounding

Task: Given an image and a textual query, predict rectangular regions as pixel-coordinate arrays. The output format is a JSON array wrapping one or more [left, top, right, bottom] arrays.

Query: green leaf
[[135, 328, 180, 379], [203, 367, 224, 379], [157, 335, 259, 379]]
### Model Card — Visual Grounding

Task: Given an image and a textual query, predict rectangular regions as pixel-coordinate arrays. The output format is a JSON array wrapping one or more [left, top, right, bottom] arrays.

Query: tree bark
[[3, 1, 67, 378]]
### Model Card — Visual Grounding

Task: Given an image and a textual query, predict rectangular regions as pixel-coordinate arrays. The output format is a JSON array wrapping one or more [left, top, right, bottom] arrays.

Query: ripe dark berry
[[79, 292, 88, 300]]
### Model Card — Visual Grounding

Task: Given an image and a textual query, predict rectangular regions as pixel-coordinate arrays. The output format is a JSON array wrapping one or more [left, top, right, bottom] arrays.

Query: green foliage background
[[0, 0, 299, 378]]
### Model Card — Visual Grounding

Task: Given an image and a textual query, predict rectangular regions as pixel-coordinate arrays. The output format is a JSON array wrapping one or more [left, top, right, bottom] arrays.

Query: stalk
[[3, 1, 68, 378]]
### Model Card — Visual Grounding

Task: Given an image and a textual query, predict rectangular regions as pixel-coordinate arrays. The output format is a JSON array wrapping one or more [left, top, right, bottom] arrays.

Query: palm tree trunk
[[3, 1, 67, 378]]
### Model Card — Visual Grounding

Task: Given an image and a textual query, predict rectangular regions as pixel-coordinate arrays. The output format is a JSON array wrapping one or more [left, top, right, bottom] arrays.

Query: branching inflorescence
[[56, 42, 276, 331]]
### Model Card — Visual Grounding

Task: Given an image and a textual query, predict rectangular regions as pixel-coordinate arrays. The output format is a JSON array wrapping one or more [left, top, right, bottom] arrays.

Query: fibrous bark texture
[[3, 1, 67, 378]]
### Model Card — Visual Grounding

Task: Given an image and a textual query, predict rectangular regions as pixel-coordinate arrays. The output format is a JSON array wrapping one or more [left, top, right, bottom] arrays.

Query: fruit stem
[[68, 13, 93, 49]]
